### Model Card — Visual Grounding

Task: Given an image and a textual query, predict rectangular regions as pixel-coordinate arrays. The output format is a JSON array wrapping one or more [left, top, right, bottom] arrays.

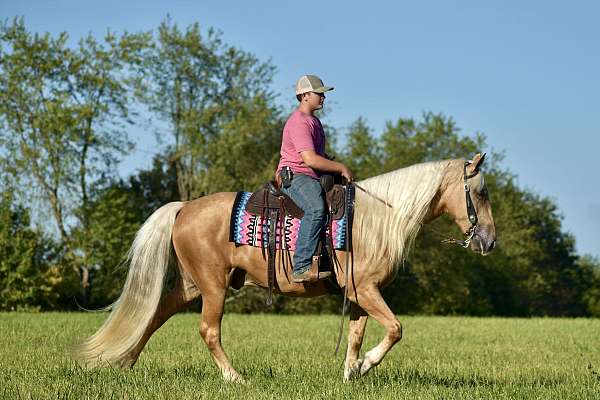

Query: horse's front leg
[[354, 286, 403, 376], [343, 303, 368, 381]]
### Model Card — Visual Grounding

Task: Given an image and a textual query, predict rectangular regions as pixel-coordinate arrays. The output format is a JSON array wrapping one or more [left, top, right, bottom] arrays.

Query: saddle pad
[[229, 192, 349, 251]]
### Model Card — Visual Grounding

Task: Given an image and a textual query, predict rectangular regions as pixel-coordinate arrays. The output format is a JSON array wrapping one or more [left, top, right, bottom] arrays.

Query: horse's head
[[435, 153, 497, 255]]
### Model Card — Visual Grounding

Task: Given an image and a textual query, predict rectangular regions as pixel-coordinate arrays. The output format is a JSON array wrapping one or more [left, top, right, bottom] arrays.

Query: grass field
[[0, 312, 599, 399]]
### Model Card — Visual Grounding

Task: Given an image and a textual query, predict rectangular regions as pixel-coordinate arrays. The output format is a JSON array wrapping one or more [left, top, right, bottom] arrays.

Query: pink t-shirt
[[276, 110, 326, 179]]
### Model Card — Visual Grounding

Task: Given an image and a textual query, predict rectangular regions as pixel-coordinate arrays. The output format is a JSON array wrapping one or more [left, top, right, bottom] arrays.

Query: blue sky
[[2, 1, 599, 258]]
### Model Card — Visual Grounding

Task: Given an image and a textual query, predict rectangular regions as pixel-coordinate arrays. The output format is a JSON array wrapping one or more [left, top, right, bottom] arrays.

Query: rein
[[430, 225, 476, 248], [354, 182, 393, 208]]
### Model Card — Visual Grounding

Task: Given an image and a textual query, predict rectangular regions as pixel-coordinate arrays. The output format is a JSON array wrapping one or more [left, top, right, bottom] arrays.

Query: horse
[[74, 153, 496, 382]]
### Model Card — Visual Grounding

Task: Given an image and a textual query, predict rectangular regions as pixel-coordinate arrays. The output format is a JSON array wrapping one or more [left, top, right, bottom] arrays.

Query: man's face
[[306, 91, 325, 110]]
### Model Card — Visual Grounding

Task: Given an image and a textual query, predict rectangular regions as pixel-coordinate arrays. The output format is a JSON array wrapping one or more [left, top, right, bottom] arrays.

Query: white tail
[[73, 201, 185, 368]]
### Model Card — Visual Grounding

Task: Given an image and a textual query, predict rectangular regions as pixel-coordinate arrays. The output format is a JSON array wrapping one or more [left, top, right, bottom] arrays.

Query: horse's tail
[[73, 201, 186, 368]]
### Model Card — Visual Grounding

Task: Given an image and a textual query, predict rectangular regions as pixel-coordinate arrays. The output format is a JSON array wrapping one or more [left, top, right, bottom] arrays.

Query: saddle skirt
[[229, 191, 350, 251]]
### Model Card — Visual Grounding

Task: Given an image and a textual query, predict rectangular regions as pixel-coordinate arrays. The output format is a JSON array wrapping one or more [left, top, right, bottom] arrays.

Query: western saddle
[[242, 174, 353, 305]]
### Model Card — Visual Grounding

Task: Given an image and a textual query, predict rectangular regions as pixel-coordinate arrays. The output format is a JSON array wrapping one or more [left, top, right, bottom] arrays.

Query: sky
[[2, 1, 599, 258]]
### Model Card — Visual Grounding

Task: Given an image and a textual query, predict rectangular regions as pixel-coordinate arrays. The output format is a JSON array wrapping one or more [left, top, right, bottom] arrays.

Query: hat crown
[[295, 75, 333, 95]]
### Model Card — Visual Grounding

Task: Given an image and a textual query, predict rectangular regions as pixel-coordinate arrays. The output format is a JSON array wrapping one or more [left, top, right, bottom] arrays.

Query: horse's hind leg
[[172, 195, 244, 382], [178, 251, 243, 381], [197, 284, 244, 383], [122, 276, 200, 368]]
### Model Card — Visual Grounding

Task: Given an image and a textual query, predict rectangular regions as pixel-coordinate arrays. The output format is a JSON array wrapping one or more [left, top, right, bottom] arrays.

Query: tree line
[[1, 18, 598, 316]]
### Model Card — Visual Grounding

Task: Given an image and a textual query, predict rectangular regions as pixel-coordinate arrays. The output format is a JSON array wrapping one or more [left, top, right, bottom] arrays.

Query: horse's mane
[[354, 159, 458, 271]]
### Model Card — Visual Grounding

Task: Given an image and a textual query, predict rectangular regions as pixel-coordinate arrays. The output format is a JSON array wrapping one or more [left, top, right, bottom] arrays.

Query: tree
[[0, 191, 74, 310], [126, 152, 180, 216], [135, 18, 280, 199], [195, 95, 283, 192], [579, 256, 600, 317], [70, 184, 143, 307], [0, 18, 148, 298], [379, 111, 486, 170], [343, 117, 383, 179]]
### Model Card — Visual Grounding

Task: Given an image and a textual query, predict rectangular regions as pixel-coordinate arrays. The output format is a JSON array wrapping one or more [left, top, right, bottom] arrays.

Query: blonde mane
[[353, 160, 454, 270]]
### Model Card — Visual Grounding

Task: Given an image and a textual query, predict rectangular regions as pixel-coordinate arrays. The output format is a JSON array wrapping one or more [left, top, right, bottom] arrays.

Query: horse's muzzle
[[470, 225, 496, 255]]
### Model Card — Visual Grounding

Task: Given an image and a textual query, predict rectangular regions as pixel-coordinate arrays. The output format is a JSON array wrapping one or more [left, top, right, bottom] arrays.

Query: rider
[[276, 75, 354, 283]]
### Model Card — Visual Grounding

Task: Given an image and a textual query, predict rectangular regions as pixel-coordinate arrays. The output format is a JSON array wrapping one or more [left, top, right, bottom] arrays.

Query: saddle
[[245, 181, 347, 220], [245, 181, 304, 219], [241, 175, 353, 305]]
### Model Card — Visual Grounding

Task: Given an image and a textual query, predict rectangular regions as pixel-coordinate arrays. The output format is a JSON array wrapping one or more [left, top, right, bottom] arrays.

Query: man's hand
[[274, 171, 282, 188], [340, 165, 354, 182]]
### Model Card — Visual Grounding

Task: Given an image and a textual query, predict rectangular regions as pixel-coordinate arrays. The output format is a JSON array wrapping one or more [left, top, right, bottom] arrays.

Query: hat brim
[[312, 86, 334, 93]]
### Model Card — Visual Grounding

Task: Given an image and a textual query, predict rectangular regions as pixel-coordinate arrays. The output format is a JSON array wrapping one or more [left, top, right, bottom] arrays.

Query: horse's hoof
[[223, 369, 246, 384], [359, 359, 373, 376], [344, 359, 363, 381]]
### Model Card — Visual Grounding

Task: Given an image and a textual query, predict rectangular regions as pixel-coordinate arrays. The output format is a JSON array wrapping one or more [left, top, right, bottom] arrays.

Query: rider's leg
[[281, 174, 326, 276]]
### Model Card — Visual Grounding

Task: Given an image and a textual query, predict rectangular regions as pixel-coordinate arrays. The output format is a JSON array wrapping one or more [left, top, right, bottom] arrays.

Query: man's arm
[[300, 150, 354, 181]]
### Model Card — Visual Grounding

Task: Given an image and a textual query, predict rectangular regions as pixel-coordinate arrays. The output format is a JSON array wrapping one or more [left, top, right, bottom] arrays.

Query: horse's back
[[176, 191, 237, 223], [172, 192, 237, 265]]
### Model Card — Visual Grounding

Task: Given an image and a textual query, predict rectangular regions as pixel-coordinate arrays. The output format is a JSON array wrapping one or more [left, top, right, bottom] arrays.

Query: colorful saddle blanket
[[229, 192, 349, 251]]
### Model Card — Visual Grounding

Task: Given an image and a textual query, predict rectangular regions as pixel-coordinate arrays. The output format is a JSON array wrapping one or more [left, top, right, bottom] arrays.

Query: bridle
[[444, 160, 480, 248], [437, 161, 481, 248]]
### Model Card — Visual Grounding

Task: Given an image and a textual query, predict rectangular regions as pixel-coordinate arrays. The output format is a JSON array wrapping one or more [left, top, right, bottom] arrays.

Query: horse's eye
[[477, 187, 489, 200]]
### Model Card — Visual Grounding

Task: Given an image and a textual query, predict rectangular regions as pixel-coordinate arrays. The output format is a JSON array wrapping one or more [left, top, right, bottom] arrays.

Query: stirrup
[[292, 256, 332, 283]]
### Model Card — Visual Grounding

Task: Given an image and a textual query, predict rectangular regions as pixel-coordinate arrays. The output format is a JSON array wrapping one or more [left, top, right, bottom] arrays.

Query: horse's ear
[[467, 152, 486, 174]]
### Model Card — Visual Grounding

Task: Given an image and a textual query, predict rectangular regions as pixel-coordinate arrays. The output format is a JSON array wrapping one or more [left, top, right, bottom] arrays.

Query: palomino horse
[[74, 153, 496, 382]]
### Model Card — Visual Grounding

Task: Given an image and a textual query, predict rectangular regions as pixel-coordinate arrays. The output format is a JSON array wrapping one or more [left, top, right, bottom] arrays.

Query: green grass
[[0, 312, 599, 399]]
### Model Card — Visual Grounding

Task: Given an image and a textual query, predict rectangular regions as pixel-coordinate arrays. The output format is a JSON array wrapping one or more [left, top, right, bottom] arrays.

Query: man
[[276, 75, 354, 283]]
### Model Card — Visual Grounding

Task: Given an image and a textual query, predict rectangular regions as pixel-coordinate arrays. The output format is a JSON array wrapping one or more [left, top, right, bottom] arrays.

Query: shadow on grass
[[53, 362, 214, 383], [399, 369, 496, 388], [367, 367, 570, 389]]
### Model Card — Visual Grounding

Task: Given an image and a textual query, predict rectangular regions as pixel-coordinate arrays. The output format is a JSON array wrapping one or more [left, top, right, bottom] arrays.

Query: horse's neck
[[352, 161, 448, 268]]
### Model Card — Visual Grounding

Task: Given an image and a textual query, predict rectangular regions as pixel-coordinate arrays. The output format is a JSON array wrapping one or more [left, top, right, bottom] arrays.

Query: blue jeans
[[281, 174, 326, 274]]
